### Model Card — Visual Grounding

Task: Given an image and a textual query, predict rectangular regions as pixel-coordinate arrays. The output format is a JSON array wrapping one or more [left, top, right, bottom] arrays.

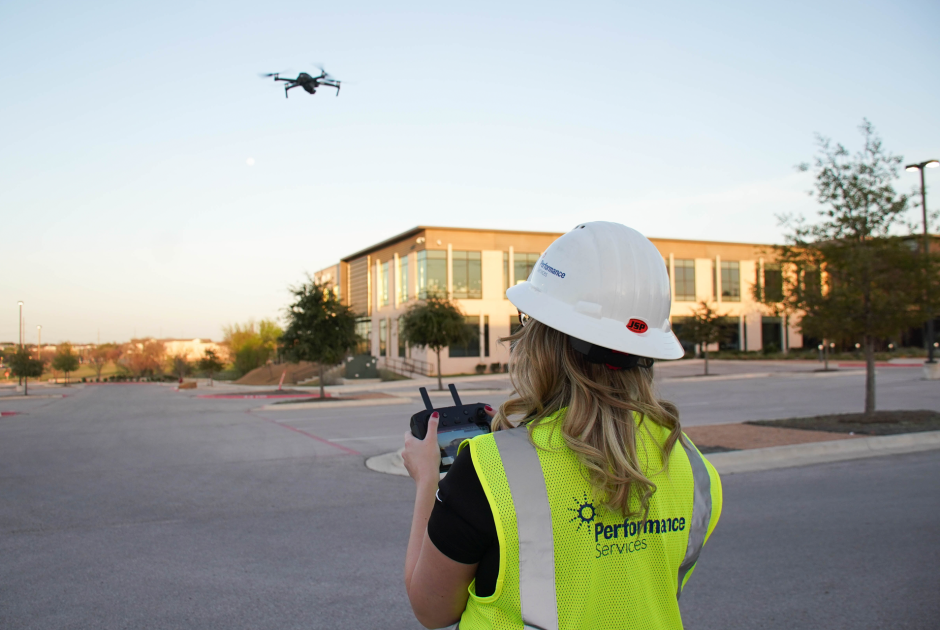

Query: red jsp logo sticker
[[626, 319, 648, 334]]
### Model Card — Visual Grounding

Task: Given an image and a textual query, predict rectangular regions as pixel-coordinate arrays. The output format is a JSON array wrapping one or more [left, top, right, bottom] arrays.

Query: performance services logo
[[568, 494, 687, 559]]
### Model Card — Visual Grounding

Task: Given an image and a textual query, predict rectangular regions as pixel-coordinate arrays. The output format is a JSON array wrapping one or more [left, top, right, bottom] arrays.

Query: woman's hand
[[402, 412, 441, 486]]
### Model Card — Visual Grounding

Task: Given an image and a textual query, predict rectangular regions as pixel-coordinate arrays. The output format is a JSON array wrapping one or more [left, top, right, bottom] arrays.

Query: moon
[[246, 158, 255, 166]]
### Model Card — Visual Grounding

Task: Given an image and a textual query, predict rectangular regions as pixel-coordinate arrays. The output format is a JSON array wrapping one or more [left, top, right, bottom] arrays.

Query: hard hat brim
[[507, 282, 686, 361]]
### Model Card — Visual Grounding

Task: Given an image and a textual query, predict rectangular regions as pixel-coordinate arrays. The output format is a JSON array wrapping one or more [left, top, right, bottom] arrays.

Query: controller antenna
[[448, 384, 463, 408]]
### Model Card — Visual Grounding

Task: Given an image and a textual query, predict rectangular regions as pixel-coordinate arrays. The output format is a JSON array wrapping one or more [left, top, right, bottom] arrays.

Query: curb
[[365, 448, 409, 477], [364, 431, 940, 478], [259, 397, 412, 411], [706, 430, 940, 474]]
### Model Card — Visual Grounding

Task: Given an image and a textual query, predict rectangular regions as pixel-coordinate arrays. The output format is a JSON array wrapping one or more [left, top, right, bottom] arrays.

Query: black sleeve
[[427, 445, 497, 565]]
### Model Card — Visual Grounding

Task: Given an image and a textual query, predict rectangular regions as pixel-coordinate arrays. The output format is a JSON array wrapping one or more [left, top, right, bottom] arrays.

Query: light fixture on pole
[[905, 159, 939, 364]]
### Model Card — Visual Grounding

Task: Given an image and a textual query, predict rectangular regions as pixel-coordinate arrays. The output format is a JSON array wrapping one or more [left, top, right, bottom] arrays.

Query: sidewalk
[[366, 426, 940, 477]]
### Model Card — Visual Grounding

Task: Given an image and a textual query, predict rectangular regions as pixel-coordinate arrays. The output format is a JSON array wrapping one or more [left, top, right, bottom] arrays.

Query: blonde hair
[[493, 319, 682, 518]]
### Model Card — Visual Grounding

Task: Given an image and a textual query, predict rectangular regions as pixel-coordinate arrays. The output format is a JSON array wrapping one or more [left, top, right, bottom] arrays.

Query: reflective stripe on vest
[[493, 427, 559, 630], [676, 437, 712, 598], [488, 426, 714, 629]]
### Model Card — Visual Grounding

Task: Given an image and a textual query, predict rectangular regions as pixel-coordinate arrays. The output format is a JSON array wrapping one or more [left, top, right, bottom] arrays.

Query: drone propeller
[[313, 63, 334, 79]]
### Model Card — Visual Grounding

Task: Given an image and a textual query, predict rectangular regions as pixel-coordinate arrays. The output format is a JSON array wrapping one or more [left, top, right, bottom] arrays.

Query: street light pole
[[906, 159, 939, 364], [37, 325, 42, 360], [17, 301, 23, 349]]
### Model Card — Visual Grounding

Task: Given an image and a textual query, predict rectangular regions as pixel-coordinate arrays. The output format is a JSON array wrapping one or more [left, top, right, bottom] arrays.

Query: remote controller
[[410, 384, 492, 472]]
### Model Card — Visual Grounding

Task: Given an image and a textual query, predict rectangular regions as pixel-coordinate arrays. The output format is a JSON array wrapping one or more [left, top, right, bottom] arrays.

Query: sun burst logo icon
[[567, 493, 596, 532]]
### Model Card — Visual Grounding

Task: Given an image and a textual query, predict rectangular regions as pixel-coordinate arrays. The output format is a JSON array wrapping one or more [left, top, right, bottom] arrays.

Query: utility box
[[345, 354, 378, 379]]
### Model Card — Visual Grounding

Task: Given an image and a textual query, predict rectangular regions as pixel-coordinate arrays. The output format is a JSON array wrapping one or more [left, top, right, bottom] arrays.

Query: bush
[[489, 362, 502, 374], [475, 364, 487, 374]]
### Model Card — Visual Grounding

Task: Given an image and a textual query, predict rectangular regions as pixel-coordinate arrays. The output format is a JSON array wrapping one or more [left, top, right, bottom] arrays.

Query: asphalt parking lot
[[0, 365, 937, 629]]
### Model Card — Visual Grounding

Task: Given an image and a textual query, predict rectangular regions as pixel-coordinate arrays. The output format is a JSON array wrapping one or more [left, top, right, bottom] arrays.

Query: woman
[[403, 222, 722, 630]]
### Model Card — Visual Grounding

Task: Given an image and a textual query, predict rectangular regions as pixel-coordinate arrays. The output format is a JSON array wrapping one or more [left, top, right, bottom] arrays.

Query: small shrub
[[475, 364, 487, 374], [489, 362, 502, 373], [502, 363, 509, 373]]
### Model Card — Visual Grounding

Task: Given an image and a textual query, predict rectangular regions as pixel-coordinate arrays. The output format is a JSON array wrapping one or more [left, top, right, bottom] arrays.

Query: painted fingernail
[[485, 405, 493, 411], [431, 412, 439, 418]]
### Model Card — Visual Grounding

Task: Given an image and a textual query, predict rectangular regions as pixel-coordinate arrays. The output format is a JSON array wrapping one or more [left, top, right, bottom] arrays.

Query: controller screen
[[438, 425, 490, 467]]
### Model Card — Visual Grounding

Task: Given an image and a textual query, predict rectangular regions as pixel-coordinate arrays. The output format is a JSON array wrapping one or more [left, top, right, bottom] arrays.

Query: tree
[[399, 296, 471, 390], [51, 343, 80, 384], [223, 319, 283, 376], [169, 354, 190, 382], [197, 348, 226, 386], [121, 339, 166, 379], [779, 120, 925, 415], [89, 343, 121, 381], [9, 348, 44, 395], [280, 276, 359, 399], [683, 302, 727, 376]]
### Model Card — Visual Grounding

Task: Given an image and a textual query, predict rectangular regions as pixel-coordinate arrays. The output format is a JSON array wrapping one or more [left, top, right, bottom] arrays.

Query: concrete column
[[668, 253, 676, 306], [715, 255, 722, 304], [739, 314, 746, 352], [758, 257, 764, 301], [508, 246, 515, 287], [447, 243, 453, 299]]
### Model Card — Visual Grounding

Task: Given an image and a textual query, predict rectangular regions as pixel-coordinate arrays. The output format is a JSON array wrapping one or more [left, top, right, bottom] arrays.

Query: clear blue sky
[[2, 0, 938, 343]]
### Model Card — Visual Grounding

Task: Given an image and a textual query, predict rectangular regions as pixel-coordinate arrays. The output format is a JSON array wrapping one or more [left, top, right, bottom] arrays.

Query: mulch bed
[[747, 410, 940, 436]]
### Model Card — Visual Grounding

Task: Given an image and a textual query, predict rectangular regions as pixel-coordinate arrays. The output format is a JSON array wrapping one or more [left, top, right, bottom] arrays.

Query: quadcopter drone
[[261, 67, 341, 98]]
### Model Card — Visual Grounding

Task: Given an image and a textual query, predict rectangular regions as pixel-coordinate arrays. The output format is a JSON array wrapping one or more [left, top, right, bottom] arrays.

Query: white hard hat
[[506, 221, 684, 361]]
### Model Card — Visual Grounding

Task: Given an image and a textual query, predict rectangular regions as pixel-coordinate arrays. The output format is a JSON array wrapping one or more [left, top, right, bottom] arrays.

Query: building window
[[398, 256, 409, 303], [761, 264, 783, 302], [674, 259, 695, 301], [354, 317, 371, 355], [510, 314, 523, 335], [514, 252, 540, 285], [397, 317, 406, 358], [417, 250, 447, 299], [484, 315, 489, 357], [379, 318, 387, 357], [449, 316, 480, 357], [452, 251, 482, 299], [721, 261, 740, 301], [380, 261, 390, 307]]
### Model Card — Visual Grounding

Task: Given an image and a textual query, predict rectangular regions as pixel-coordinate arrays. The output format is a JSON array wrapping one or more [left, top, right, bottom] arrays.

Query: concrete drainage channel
[[365, 431, 940, 477]]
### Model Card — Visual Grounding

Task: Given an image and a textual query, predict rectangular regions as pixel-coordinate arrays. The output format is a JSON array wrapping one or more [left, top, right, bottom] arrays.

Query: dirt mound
[[234, 362, 320, 386]]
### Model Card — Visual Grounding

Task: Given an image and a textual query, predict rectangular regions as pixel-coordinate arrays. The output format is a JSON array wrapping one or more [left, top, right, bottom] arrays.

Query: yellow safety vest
[[456, 411, 722, 630]]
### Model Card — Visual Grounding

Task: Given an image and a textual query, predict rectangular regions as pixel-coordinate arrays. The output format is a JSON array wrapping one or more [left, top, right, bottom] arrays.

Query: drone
[[261, 67, 341, 98]]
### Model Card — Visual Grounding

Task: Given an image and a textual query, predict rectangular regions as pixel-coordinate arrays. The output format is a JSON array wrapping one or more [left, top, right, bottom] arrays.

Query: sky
[[2, 0, 938, 344]]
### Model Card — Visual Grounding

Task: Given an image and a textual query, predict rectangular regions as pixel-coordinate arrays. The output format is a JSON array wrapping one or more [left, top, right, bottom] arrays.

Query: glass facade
[[452, 251, 482, 299], [514, 252, 540, 285], [720, 261, 740, 301], [484, 315, 489, 357], [380, 261, 390, 307], [398, 256, 409, 303], [354, 317, 371, 355], [397, 317, 406, 358], [449, 316, 480, 357], [674, 259, 695, 301], [379, 318, 387, 357], [417, 250, 447, 299], [761, 264, 783, 302], [510, 314, 523, 336]]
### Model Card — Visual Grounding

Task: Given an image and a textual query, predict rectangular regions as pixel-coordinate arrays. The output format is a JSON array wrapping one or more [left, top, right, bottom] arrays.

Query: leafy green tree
[[683, 302, 727, 376], [280, 276, 359, 399], [223, 319, 282, 376], [169, 354, 190, 382], [51, 343, 80, 384], [779, 120, 926, 414], [197, 348, 226, 386], [9, 347, 44, 395], [399, 296, 471, 390]]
